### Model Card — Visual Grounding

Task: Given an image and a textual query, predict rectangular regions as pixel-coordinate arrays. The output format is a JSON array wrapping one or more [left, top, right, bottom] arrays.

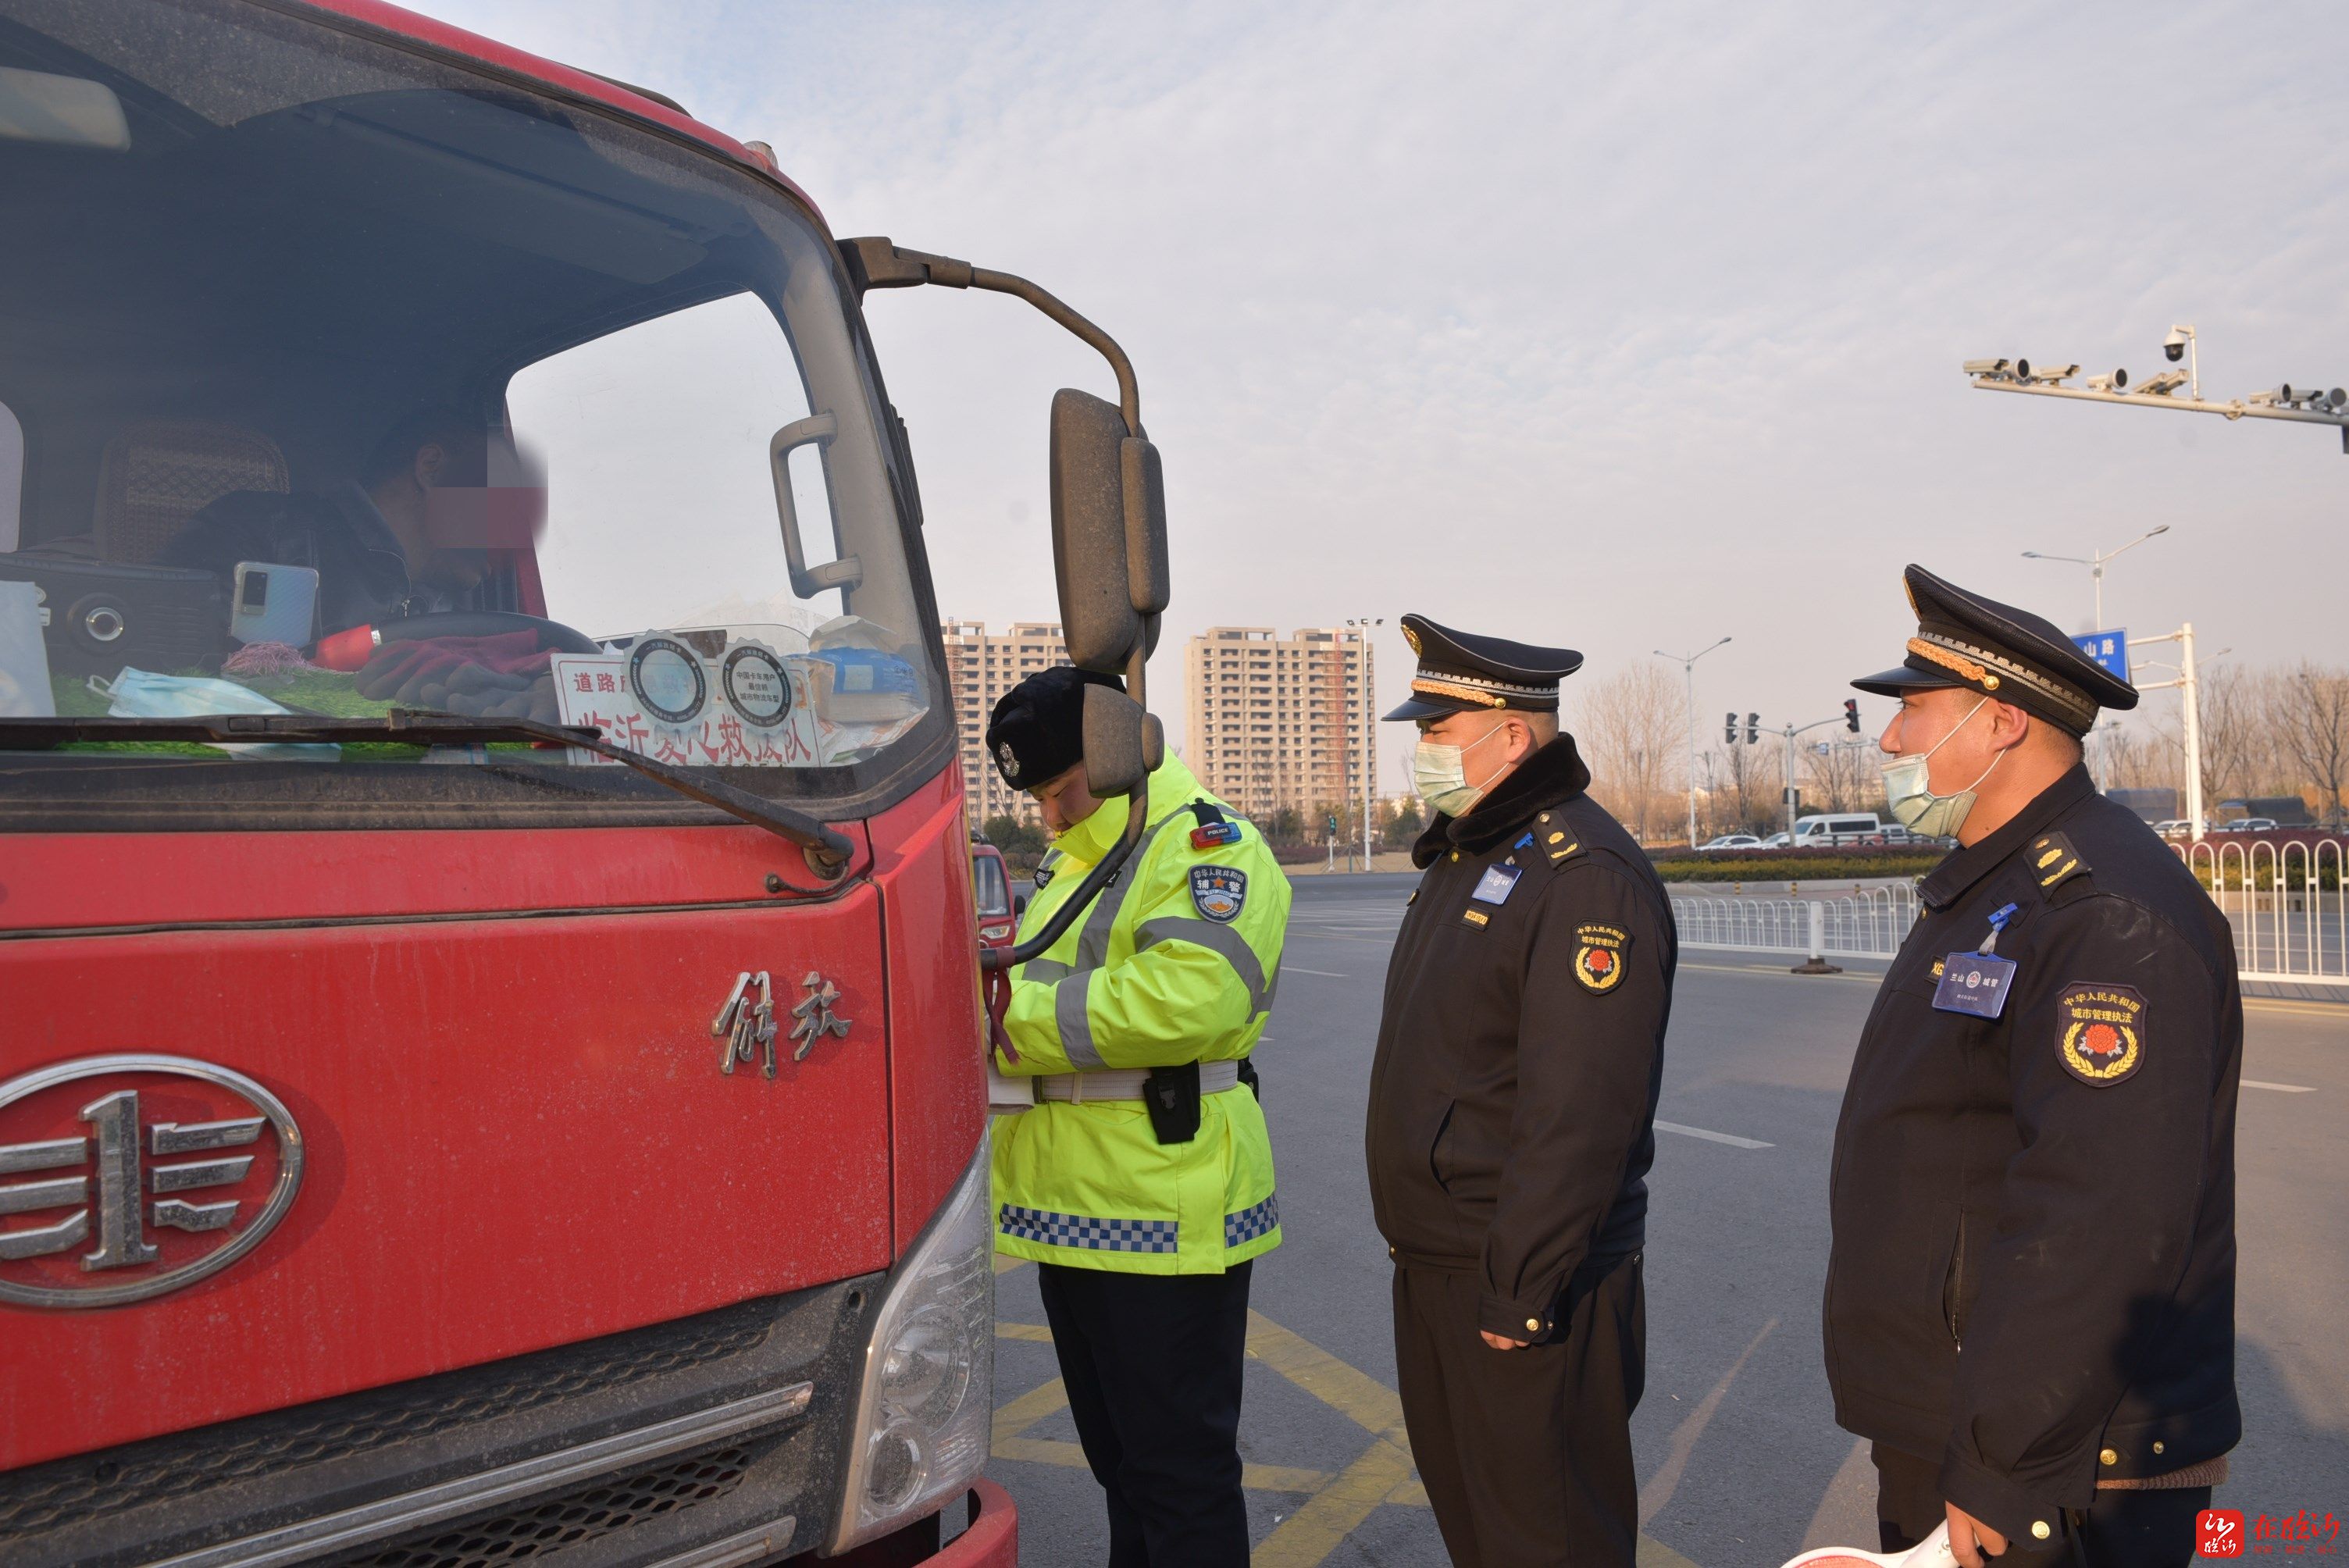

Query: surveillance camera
[[2134, 368, 2190, 397], [2248, 387, 2286, 406], [2086, 369, 2130, 392], [1962, 358, 2011, 378], [2019, 362, 2080, 386], [2163, 325, 2194, 363]]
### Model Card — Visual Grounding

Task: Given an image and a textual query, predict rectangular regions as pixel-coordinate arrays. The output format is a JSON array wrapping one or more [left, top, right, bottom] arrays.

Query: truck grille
[[0, 1310, 769, 1538], [339, 1442, 757, 1568]]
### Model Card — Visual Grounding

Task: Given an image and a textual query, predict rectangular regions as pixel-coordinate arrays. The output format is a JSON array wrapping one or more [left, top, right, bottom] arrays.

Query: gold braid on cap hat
[[1410, 675, 1508, 708], [1907, 637, 2000, 690]]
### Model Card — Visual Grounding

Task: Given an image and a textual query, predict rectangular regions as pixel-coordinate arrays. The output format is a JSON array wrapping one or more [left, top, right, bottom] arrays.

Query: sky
[[407, 0, 2349, 789]]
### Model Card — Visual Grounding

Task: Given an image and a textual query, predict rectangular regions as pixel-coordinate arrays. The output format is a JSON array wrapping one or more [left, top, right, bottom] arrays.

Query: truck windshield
[[0, 0, 936, 804]]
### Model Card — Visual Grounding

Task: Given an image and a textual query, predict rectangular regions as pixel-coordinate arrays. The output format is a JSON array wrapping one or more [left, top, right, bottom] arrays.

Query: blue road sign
[[2072, 629, 2130, 682]]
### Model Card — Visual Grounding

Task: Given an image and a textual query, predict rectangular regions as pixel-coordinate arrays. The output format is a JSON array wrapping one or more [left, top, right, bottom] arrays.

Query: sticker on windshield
[[720, 643, 792, 729], [555, 640, 822, 769], [627, 635, 708, 725]]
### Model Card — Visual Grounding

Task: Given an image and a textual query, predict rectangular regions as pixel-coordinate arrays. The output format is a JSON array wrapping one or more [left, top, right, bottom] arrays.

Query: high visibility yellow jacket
[[991, 754, 1289, 1274]]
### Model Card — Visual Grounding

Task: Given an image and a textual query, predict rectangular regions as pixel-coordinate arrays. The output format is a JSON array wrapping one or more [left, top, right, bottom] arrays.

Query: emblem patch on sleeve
[[1573, 923, 1631, 993], [2056, 982, 2146, 1085], [1189, 865, 1249, 923]]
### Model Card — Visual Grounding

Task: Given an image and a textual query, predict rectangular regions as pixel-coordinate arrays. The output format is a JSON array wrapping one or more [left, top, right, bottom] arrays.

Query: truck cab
[[0, 2, 1058, 1563]]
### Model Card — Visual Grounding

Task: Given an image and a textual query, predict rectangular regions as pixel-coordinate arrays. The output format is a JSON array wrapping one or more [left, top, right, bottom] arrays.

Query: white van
[[1790, 812, 1889, 847]]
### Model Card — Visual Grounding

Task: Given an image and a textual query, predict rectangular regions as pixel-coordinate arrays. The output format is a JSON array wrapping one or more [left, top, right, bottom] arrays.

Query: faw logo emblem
[[0, 1056, 304, 1310]]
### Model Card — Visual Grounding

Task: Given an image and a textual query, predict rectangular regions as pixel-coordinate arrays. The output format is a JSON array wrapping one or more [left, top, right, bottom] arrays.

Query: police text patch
[[2055, 982, 2146, 1085], [1573, 923, 1631, 993], [1189, 865, 1248, 923]]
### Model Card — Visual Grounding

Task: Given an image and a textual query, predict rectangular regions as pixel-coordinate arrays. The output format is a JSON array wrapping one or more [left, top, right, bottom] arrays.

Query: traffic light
[[1844, 698, 1860, 733], [1724, 711, 1738, 745], [1745, 713, 1759, 744]]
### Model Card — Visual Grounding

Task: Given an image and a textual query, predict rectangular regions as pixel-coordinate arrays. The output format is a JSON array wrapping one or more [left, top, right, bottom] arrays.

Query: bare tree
[[1571, 665, 1686, 842], [2267, 661, 2349, 829]]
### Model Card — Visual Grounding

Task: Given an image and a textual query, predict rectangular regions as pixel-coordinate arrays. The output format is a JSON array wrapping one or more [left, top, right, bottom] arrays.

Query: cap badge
[[996, 742, 1021, 782]]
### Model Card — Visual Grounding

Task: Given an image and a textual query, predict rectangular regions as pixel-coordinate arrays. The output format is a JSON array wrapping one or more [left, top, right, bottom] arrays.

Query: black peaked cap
[[1383, 613, 1584, 722], [985, 665, 1124, 789], [1852, 564, 2138, 736]]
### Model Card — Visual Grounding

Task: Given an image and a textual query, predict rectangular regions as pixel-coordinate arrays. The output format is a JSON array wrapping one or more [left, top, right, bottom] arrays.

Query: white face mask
[[1413, 720, 1509, 818], [1880, 697, 2001, 839]]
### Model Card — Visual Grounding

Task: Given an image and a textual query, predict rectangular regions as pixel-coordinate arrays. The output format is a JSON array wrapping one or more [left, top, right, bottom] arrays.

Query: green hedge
[[1654, 852, 1943, 884]]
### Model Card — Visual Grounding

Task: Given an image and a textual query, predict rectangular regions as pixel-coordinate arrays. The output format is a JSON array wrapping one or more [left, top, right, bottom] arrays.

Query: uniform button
[[2099, 1448, 2119, 1466], [2031, 1522, 2051, 1541], [2152, 1441, 2165, 1455], [1539, 813, 1551, 822], [1524, 1317, 1540, 1332]]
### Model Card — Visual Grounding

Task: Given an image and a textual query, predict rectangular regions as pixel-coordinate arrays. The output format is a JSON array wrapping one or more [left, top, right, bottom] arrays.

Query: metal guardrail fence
[[2180, 837, 2347, 989], [1669, 838, 2348, 989], [1670, 885, 1919, 961]]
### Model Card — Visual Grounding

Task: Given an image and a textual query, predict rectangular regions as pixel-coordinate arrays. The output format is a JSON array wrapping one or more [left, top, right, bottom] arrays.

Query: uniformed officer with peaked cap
[[1365, 614, 1676, 1567], [1826, 565, 2241, 1568]]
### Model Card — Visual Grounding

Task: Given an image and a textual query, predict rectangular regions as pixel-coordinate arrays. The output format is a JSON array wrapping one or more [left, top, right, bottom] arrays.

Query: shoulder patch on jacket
[[2028, 831, 2090, 893], [1189, 864, 1248, 923], [1573, 922, 1631, 992], [1544, 831, 1584, 864], [2056, 982, 2146, 1085]]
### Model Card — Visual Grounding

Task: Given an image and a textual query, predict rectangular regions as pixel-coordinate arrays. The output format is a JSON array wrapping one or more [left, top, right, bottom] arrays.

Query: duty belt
[[1035, 1060, 1244, 1102]]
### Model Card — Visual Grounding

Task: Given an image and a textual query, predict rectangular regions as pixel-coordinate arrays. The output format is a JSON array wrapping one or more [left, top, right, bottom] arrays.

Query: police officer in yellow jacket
[[986, 665, 1288, 1568]]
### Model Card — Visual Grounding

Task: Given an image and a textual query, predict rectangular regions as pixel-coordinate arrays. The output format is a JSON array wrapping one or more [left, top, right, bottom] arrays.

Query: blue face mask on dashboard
[[96, 668, 338, 761]]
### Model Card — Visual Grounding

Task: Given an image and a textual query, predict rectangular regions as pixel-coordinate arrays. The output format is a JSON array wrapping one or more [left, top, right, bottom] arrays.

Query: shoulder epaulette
[[1533, 809, 1584, 865], [2027, 830, 2090, 893]]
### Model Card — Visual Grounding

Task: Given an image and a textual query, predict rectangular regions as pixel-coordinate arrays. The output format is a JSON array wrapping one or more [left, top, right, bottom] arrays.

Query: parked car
[[1790, 811, 1891, 847], [972, 837, 1017, 952], [2218, 818, 2280, 834], [1697, 834, 1766, 852], [1761, 832, 1792, 849], [2153, 819, 2191, 837]]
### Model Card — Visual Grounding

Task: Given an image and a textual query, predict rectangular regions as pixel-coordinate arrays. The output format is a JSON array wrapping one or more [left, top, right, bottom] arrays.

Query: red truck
[[0, 2, 1174, 1563]]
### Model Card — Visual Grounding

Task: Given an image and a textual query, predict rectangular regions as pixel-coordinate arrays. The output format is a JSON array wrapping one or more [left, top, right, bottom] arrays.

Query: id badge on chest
[[1933, 951, 2016, 1017]]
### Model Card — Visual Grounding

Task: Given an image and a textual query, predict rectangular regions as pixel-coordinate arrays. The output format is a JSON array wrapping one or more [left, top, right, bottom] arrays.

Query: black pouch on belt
[[1142, 1062, 1202, 1145]]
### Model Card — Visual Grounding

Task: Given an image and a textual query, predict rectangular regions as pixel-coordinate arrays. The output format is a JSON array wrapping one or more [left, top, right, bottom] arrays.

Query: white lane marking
[[1654, 1119, 1774, 1150], [1285, 967, 1348, 978], [2243, 1079, 2317, 1094]]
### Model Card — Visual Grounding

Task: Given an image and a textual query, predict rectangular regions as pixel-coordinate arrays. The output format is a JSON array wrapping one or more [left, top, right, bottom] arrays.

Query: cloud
[[405, 0, 2349, 785]]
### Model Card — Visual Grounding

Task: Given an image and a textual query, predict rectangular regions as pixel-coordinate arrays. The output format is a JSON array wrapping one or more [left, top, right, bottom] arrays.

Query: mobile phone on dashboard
[[229, 561, 319, 647]]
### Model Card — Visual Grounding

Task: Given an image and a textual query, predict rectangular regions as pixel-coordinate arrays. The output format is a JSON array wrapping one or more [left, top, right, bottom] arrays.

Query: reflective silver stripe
[[1056, 968, 1105, 1069], [1021, 958, 1073, 984], [1073, 813, 1185, 969], [1133, 916, 1272, 1015]]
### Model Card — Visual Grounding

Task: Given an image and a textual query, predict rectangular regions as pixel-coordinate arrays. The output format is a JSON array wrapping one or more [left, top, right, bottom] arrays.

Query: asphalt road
[[982, 871, 2349, 1567]]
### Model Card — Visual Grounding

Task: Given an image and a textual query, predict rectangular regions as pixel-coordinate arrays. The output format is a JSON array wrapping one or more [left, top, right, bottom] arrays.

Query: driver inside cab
[[160, 405, 500, 640]]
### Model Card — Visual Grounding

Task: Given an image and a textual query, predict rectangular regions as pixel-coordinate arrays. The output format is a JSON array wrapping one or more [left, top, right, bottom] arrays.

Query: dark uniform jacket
[[1826, 766, 2240, 1544], [1366, 737, 1675, 1343]]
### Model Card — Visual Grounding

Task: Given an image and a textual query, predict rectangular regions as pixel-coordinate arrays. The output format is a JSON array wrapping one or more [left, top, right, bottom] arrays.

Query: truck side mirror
[[1082, 682, 1164, 799], [1050, 389, 1167, 673]]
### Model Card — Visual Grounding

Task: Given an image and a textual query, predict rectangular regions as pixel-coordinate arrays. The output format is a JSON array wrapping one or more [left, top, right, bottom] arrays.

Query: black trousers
[[1873, 1443, 2210, 1567], [1392, 1251, 1645, 1568], [1034, 1260, 1253, 1568]]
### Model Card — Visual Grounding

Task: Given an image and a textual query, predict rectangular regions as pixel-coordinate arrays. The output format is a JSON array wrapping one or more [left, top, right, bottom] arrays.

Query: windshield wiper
[[0, 711, 855, 875]]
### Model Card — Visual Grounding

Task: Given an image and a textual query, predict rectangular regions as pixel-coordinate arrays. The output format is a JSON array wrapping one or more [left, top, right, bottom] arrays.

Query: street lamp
[[2020, 525, 2171, 631], [1655, 636, 1732, 850], [1346, 617, 1384, 871]]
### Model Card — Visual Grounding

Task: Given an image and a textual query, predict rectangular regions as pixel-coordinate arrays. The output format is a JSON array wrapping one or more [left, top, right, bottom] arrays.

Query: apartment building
[[1185, 625, 1374, 825], [942, 619, 1069, 824]]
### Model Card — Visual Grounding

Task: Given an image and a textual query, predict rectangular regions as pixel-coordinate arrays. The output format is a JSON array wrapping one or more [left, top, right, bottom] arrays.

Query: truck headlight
[[827, 1129, 994, 1552]]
